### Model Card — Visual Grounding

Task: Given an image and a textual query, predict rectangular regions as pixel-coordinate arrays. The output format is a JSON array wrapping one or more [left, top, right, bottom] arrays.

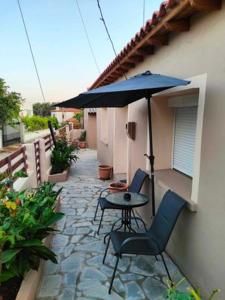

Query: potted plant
[[48, 138, 78, 183], [98, 165, 112, 180], [0, 178, 64, 300], [78, 130, 87, 149], [109, 182, 128, 193]]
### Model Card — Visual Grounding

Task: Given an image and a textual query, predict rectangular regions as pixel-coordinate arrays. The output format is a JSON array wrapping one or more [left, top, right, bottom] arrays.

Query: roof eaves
[[90, 0, 221, 89]]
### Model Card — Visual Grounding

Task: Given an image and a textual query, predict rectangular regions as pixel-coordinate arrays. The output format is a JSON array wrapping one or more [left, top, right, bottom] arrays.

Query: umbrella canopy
[[57, 71, 190, 216], [56, 71, 190, 108]]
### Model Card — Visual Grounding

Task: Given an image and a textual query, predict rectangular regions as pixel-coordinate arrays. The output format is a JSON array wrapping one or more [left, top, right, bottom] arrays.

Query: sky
[[0, 0, 161, 108]]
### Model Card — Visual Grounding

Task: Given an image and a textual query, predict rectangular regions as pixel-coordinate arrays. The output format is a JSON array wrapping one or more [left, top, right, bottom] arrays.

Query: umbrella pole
[[146, 96, 155, 216]]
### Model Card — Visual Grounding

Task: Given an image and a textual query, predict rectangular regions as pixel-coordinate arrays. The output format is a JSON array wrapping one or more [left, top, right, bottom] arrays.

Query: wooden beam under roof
[[189, 0, 221, 11], [122, 62, 136, 69], [147, 34, 169, 47], [127, 54, 144, 63], [136, 45, 154, 56], [164, 19, 190, 32]]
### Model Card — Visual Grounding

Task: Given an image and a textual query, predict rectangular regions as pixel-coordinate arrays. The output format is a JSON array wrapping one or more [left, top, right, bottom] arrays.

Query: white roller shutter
[[173, 106, 197, 177]]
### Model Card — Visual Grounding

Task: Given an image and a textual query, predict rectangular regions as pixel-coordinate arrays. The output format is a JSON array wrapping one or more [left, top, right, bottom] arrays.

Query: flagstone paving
[[37, 149, 190, 300]]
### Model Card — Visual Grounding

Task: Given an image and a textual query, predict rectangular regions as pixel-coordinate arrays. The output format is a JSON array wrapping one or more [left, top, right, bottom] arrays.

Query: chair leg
[[131, 209, 139, 228], [103, 235, 111, 264], [109, 256, 119, 294], [160, 253, 172, 282], [94, 200, 100, 221], [97, 209, 104, 235]]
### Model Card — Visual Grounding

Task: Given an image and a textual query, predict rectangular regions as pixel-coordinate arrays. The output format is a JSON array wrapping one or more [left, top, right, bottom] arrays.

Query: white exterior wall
[[97, 5, 225, 298]]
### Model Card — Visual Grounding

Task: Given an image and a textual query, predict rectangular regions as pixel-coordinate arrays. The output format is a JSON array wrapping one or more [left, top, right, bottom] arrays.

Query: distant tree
[[33, 102, 56, 117], [0, 78, 23, 129]]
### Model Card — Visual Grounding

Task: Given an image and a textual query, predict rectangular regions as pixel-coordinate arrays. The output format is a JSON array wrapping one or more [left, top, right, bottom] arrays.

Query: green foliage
[[79, 130, 86, 141], [74, 110, 83, 123], [33, 102, 56, 117], [0, 78, 23, 128], [49, 116, 59, 129], [51, 139, 78, 174], [22, 115, 59, 131], [166, 279, 220, 300], [0, 180, 63, 282], [22, 115, 48, 131]]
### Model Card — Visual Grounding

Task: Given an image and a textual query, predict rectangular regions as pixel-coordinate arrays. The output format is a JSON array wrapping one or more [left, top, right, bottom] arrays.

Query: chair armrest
[[119, 235, 160, 254]]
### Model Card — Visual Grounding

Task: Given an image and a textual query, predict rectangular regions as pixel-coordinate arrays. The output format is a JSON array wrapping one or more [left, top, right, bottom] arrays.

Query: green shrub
[[166, 279, 220, 300], [48, 116, 59, 129], [22, 115, 60, 131], [22, 115, 48, 131], [79, 130, 86, 141], [51, 139, 78, 174], [0, 179, 63, 282]]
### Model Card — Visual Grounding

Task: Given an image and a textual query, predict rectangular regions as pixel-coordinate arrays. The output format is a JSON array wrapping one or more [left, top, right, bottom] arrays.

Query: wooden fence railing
[[43, 134, 53, 152], [0, 146, 27, 175], [34, 140, 41, 184]]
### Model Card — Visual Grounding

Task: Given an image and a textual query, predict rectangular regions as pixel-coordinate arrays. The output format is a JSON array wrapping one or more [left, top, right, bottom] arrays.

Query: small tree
[[33, 102, 56, 117], [0, 78, 23, 129]]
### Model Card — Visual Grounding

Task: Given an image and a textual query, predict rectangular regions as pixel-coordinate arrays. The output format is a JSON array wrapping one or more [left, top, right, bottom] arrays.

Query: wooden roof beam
[[136, 45, 154, 56], [147, 34, 169, 47], [189, 0, 221, 11], [127, 54, 144, 63], [122, 62, 136, 69], [164, 19, 190, 32]]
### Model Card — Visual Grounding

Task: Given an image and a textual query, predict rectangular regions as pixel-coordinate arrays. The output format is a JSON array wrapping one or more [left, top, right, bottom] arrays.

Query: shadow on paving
[[36, 149, 190, 300]]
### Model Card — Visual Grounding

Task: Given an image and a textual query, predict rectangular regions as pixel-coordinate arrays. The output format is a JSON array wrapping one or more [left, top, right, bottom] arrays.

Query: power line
[[96, 0, 127, 80], [75, 0, 101, 74], [17, 0, 46, 102]]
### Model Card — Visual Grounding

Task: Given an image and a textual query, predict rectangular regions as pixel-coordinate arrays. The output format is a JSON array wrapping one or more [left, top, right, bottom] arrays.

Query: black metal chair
[[94, 168, 149, 234], [103, 190, 186, 294]]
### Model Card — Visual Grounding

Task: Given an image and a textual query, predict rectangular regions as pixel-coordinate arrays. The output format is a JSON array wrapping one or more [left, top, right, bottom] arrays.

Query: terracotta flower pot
[[79, 141, 87, 149], [109, 182, 128, 193], [99, 165, 112, 180], [72, 139, 79, 148]]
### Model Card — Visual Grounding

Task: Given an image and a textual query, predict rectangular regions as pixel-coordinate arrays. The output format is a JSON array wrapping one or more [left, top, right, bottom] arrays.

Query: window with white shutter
[[173, 106, 197, 177]]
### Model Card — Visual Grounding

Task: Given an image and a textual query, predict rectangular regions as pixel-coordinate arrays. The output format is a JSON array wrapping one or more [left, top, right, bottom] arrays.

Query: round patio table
[[104, 192, 149, 241]]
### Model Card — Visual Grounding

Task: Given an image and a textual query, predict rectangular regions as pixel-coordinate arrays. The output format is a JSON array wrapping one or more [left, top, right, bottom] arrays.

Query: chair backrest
[[128, 168, 148, 193], [149, 190, 186, 252]]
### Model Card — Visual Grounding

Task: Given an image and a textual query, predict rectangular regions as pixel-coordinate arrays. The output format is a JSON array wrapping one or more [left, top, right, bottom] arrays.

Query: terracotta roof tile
[[90, 0, 221, 89]]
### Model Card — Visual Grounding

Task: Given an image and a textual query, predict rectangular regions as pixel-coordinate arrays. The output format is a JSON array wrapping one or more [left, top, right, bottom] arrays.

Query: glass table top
[[106, 192, 149, 208]]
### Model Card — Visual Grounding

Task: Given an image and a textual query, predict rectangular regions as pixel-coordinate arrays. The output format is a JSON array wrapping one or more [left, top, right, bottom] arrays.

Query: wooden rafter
[[164, 19, 190, 32], [136, 45, 154, 56], [147, 34, 169, 46], [128, 54, 144, 63], [90, 0, 222, 89], [189, 0, 221, 11]]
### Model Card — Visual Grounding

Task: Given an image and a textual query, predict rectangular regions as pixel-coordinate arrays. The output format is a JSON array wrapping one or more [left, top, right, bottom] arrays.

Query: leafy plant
[[0, 181, 63, 282], [51, 139, 78, 174], [79, 130, 86, 142], [33, 102, 57, 117], [21, 115, 59, 131], [74, 110, 83, 123], [166, 279, 220, 300], [0, 78, 23, 129]]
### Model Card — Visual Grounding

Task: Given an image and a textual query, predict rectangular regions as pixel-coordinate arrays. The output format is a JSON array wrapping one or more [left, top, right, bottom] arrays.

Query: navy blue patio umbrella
[[56, 71, 190, 215]]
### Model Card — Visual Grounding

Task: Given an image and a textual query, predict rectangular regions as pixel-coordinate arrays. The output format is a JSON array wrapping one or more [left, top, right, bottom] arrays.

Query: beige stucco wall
[[97, 4, 225, 298], [113, 107, 128, 174], [97, 108, 114, 167], [87, 114, 97, 149]]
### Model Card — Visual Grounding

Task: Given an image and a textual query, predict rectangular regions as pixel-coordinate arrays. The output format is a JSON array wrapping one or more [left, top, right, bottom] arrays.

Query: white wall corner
[[24, 142, 38, 188], [39, 138, 51, 182]]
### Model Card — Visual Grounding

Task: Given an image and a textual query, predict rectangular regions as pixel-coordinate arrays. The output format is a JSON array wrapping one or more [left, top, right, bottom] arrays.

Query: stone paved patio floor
[[37, 149, 190, 300]]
